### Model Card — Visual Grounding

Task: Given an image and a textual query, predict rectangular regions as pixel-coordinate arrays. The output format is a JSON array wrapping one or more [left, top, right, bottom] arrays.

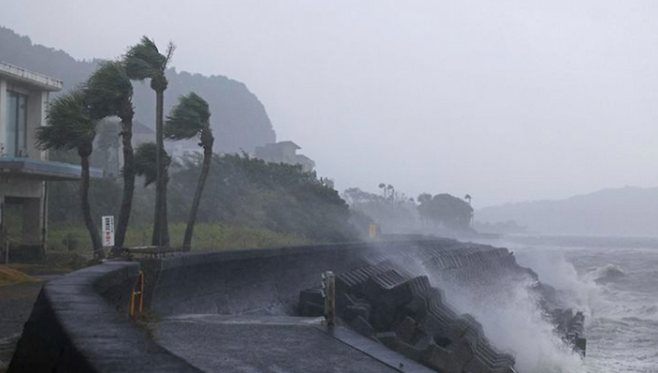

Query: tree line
[[343, 186, 474, 234]]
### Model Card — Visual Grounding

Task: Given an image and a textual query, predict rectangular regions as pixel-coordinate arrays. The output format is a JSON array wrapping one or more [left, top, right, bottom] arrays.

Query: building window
[[5, 91, 28, 157]]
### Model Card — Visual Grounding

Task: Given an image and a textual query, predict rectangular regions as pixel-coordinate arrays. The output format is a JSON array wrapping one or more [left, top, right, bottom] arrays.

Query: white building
[[0, 61, 100, 260], [254, 141, 316, 172]]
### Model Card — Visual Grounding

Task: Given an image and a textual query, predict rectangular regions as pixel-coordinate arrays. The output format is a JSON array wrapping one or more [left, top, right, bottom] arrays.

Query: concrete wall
[[8, 261, 199, 373], [147, 242, 385, 316], [8, 240, 520, 373]]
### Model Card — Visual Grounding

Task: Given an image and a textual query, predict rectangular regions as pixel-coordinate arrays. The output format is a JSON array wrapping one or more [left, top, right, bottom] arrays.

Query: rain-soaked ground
[[0, 281, 44, 372], [152, 314, 433, 373]]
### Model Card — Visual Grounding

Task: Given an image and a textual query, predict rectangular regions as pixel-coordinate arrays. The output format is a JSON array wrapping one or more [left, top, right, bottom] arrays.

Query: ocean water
[[488, 236, 658, 373]]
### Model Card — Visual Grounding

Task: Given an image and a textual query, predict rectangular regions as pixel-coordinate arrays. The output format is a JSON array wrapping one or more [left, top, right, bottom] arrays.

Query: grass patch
[[47, 222, 311, 255], [0, 265, 38, 287]]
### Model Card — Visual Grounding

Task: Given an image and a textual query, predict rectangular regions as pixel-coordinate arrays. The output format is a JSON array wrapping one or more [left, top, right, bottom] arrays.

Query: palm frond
[[85, 60, 133, 119], [164, 41, 176, 70], [134, 142, 171, 187], [123, 36, 167, 80], [37, 89, 96, 152], [164, 92, 210, 140]]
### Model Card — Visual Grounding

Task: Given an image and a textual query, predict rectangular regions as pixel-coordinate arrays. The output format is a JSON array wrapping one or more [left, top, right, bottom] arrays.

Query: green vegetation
[[164, 92, 214, 250], [86, 61, 136, 249], [417, 193, 473, 230], [47, 153, 353, 252], [169, 154, 357, 242], [47, 222, 309, 255], [125, 36, 175, 247], [34, 35, 357, 260], [344, 186, 475, 234], [36, 89, 103, 258]]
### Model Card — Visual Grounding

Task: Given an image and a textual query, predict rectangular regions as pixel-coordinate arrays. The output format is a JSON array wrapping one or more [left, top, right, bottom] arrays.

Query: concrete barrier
[[8, 239, 585, 372], [8, 261, 199, 372]]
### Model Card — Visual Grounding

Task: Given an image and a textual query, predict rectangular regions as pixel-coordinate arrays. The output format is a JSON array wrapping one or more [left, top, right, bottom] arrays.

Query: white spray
[[394, 250, 594, 372]]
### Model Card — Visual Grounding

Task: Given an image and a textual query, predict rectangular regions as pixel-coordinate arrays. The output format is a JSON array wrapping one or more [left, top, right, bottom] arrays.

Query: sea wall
[[8, 239, 569, 373], [7, 261, 199, 373]]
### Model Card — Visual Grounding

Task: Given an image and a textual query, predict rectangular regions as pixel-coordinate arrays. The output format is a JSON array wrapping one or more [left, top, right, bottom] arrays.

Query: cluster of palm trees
[[37, 37, 215, 258], [378, 183, 395, 199]]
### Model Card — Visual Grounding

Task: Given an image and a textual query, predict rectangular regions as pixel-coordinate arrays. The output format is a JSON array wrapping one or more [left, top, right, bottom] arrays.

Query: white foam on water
[[439, 276, 587, 372], [396, 251, 590, 372], [514, 248, 603, 323]]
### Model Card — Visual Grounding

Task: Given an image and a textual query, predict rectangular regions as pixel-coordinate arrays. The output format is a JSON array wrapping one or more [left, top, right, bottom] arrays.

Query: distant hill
[[477, 186, 658, 236], [0, 26, 275, 153]]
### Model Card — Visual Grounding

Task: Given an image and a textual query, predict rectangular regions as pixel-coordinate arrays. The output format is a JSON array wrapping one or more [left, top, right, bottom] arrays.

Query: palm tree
[[124, 36, 174, 247], [134, 142, 170, 187], [464, 194, 473, 226], [378, 183, 386, 198], [164, 93, 214, 251], [36, 90, 103, 258], [86, 61, 135, 251]]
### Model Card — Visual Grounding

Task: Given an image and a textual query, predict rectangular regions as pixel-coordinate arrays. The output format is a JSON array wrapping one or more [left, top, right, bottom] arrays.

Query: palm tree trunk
[[114, 113, 134, 250], [80, 155, 103, 258], [152, 88, 169, 247], [183, 137, 213, 251]]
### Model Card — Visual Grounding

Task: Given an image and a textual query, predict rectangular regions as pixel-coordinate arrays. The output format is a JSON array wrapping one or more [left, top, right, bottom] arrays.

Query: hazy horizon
[[3, 0, 658, 208]]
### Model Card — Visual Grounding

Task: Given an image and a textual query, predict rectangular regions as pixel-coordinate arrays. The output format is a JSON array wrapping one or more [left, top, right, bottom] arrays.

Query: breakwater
[[8, 239, 585, 372]]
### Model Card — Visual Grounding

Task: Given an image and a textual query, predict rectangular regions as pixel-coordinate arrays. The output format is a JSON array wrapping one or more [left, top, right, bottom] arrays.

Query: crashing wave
[[591, 264, 626, 284]]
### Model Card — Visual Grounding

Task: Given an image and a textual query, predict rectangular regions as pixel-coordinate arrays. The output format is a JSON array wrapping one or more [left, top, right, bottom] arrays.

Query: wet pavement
[[154, 315, 434, 373], [0, 280, 44, 372]]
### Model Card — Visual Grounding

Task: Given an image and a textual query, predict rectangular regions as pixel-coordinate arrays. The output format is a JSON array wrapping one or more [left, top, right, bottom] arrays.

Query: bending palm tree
[[37, 90, 103, 258], [124, 36, 174, 247], [134, 143, 171, 239], [86, 61, 135, 251], [134, 142, 171, 186], [165, 93, 214, 251]]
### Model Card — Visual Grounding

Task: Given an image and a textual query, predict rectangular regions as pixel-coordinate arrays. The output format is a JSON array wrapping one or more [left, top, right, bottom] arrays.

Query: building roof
[[133, 120, 155, 134], [295, 154, 315, 163], [0, 157, 103, 181], [277, 141, 301, 149], [0, 61, 63, 92]]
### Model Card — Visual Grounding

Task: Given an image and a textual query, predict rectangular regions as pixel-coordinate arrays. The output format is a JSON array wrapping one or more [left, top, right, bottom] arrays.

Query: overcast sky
[[2, 0, 658, 207]]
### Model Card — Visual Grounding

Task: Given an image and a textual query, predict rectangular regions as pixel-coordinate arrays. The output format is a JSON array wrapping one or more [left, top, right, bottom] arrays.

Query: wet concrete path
[[0, 280, 43, 371], [154, 314, 434, 373]]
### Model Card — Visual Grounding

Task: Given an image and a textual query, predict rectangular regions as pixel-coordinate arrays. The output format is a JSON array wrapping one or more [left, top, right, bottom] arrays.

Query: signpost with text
[[102, 216, 115, 247]]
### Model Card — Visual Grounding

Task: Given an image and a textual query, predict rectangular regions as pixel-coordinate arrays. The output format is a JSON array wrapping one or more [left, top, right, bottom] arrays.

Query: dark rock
[[394, 316, 417, 343], [375, 332, 398, 350], [348, 316, 375, 337], [344, 304, 370, 322]]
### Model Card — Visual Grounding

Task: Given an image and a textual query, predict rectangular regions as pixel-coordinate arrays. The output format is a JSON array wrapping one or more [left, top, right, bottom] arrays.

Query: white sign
[[102, 216, 115, 247]]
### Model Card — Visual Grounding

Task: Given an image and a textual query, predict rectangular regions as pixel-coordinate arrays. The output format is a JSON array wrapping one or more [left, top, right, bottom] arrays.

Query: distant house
[[254, 141, 316, 172], [0, 61, 101, 259], [91, 119, 155, 177]]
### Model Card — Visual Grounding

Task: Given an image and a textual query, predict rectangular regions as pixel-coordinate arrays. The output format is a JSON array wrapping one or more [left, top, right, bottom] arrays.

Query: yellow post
[[129, 271, 145, 319], [369, 224, 378, 239]]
